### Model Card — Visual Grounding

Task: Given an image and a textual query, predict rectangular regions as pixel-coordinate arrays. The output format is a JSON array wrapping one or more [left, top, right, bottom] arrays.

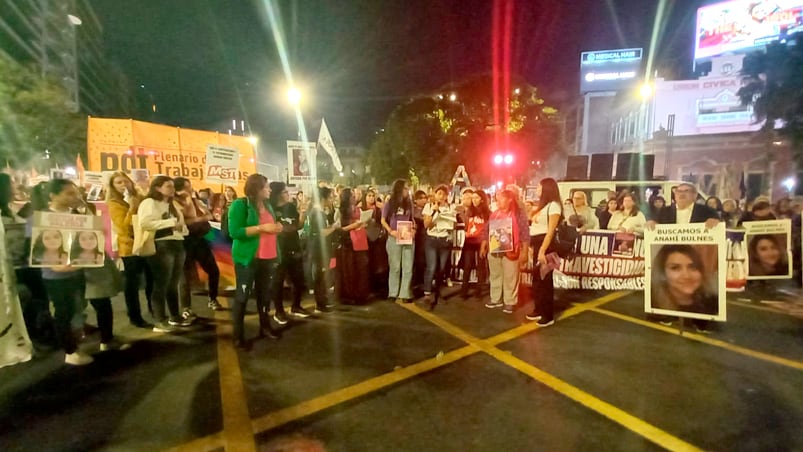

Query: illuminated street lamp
[[287, 87, 302, 106], [639, 82, 653, 100], [782, 177, 796, 193]]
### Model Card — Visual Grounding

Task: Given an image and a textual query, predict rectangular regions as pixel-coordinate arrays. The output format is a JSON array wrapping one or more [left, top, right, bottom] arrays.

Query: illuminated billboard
[[580, 48, 643, 93], [695, 0, 803, 61]]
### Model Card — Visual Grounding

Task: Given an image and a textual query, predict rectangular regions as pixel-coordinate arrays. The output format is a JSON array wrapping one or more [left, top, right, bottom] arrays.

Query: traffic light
[[493, 153, 514, 166]]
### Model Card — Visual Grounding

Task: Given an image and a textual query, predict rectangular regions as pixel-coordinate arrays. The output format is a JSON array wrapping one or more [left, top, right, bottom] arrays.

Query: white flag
[[317, 118, 343, 172]]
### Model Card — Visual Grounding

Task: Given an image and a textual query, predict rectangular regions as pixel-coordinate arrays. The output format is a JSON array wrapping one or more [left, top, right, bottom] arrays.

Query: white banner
[[0, 220, 32, 368], [287, 141, 317, 184], [317, 118, 342, 172], [644, 223, 727, 321], [205, 144, 240, 185]]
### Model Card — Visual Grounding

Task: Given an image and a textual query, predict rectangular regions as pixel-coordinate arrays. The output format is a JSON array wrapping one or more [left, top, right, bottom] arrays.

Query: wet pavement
[[1, 283, 802, 451]]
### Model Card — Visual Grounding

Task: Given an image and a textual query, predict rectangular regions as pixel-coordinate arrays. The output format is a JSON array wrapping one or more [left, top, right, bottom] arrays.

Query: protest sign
[[205, 144, 240, 185], [0, 220, 32, 368], [396, 221, 414, 245], [287, 141, 317, 184], [30, 212, 105, 268], [742, 219, 792, 279], [550, 230, 645, 290], [488, 217, 514, 254], [644, 223, 726, 321]]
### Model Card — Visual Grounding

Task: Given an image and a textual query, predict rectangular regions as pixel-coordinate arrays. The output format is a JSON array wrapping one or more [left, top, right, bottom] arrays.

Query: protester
[[308, 186, 339, 312], [721, 198, 741, 228], [422, 184, 457, 309], [174, 178, 222, 320], [382, 179, 415, 303], [566, 191, 598, 232], [607, 193, 647, 234], [740, 198, 775, 224], [460, 188, 489, 299], [647, 182, 719, 331], [107, 171, 154, 328], [197, 188, 212, 209], [524, 178, 562, 326], [362, 188, 388, 298], [227, 174, 283, 349], [482, 189, 528, 314], [210, 193, 227, 222], [648, 196, 666, 223], [706, 196, 723, 215], [269, 181, 310, 318], [411, 189, 428, 295], [597, 198, 619, 230], [335, 188, 371, 304], [137, 176, 189, 333], [650, 244, 718, 316], [39, 179, 94, 365], [774, 197, 793, 219]]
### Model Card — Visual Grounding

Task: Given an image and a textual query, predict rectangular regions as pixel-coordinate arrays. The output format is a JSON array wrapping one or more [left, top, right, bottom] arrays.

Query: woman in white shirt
[[606, 192, 646, 234], [526, 178, 562, 327], [137, 176, 188, 333]]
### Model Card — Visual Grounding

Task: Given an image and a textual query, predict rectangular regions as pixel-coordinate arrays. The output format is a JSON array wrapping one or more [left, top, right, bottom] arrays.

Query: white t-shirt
[[607, 210, 646, 233], [530, 201, 562, 236], [676, 204, 693, 225], [422, 202, 456, 238]]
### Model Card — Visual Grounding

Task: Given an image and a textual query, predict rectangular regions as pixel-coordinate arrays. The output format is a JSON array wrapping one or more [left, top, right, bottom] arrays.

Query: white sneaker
[[100, 340, 132, 352], [65, 352, 94, 366]]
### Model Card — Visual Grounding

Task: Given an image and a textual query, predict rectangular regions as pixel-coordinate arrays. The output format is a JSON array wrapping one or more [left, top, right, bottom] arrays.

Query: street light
[[782, 177, 796, 193], [287, 87, 302, 106], [639, 82, 653, 100]]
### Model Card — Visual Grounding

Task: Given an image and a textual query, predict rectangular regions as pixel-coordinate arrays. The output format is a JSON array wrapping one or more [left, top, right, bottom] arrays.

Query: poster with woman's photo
[[743, 219, 792, 280], [612, 232, 636, 258], [644, 223, 726, 321], [287, 140, 317, 184], [30, 212, 105, 268], [488, 216, 514, 254]]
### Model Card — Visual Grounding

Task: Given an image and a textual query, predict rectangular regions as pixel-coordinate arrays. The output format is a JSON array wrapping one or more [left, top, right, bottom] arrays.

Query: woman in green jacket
[[228, 174, 283, 349]]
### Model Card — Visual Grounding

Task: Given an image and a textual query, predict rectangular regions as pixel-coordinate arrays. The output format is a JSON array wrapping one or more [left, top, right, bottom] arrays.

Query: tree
[[738, 35, 803, 163], [366, 74, 564, 186], [0, 54, 86, 170]]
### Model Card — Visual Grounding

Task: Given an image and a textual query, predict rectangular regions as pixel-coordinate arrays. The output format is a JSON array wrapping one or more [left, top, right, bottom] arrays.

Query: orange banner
[[87, 118, 256, 194]]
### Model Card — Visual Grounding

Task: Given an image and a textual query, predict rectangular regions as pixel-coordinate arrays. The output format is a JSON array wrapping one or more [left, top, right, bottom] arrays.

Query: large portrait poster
[[205, 144, 240, 185], [743, 219, 792, 279], [644, 223, 726, 321], [30, 212, 105, 268], [0, 220, 32, 368], [287, 141, 317, 184], [488, 216, 514, 254]]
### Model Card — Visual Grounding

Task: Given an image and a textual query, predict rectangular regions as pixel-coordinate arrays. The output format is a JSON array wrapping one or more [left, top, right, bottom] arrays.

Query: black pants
[[121, 255, 153, 323], [181, 236, 220, 309], [88, 298, 114, 343], [311, 248, 335, 307], [232, 258, 276, 342], [460, 240, 486, 295], [43, 275, 84, 354], [530, 234, 555, 321], [273, 253, 305, 313], [15, 267, 53, 343], [147, 240, 185, 323]]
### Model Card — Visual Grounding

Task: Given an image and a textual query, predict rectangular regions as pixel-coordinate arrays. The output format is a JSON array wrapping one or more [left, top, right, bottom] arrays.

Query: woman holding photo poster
[[651, 245, 718, 316], [381, 179, 415, 303], [523, 179, 562, 326], [481, 189, 529, 315]]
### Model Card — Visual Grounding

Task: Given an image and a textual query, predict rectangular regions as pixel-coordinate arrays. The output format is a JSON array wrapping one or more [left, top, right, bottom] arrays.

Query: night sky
[[93, 0, 702, 159]]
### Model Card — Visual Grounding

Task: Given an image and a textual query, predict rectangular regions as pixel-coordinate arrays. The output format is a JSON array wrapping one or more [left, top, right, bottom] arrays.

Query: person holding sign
[[523, 179, 563, 326], [381, 179, 415, 303], [646, 182, 719, 331], [482, 189, 529, 314], [422, 184, 457, 309], [650, 245, 718, 316]]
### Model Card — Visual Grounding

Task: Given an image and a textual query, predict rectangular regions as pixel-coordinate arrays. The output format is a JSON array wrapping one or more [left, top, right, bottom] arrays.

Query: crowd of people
[[2, 170, 802, 363]]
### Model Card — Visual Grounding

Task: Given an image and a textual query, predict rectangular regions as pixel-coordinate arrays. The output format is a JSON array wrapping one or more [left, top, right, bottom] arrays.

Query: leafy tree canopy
[[739, 35, 803, 163], [0, 53, 86, 169], [367, 73, 563, 186]]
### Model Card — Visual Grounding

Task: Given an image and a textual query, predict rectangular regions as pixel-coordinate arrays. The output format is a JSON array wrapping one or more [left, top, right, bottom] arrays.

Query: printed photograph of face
[[292, 148, 310, 176], [747, 233, 789, 277], [68, 230, 105, 266], [31, 229, 68, 266], [650, 244, 719, 317]]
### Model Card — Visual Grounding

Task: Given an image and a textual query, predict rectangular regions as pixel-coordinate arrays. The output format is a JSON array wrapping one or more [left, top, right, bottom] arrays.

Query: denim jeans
[[424, 235, 452, 294], [147, 240, 185, 323], [386, 236, 414, 299]]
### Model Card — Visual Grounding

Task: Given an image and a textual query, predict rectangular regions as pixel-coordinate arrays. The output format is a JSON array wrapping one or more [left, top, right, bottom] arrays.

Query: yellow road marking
[[401, 301, 703, 451], [215, 299, 257, 452], [729, 300, 799, 315], [486, 291, 632, 346], [250, 345, 478, 433], [591, 307, 803, 371], [165, 432, 224, 452]]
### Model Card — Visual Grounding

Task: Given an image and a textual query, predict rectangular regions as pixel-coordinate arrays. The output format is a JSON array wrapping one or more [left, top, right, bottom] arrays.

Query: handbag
[[132, 214, 156, 257], [350, 228, 369, 251], [547, 204, 579, 259]]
